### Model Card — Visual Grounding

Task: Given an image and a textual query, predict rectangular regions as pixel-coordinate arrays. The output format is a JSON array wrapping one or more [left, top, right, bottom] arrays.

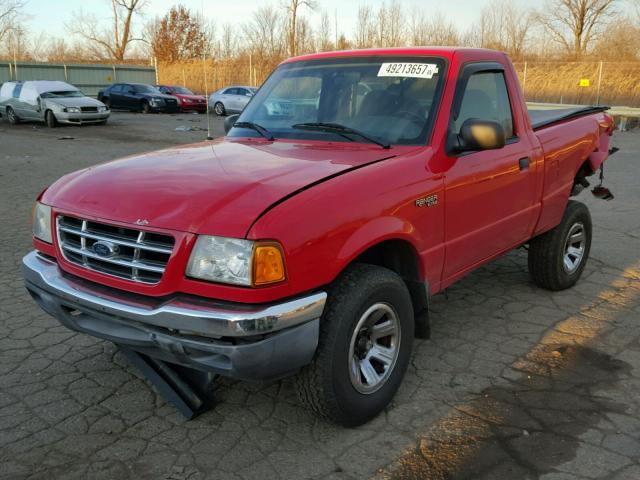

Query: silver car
[[0, 81, 110, 127], [208, 86, 257, 116]]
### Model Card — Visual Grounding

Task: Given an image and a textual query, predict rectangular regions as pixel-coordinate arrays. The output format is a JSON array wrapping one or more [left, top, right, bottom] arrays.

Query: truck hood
[[42, 138, 396, 237]]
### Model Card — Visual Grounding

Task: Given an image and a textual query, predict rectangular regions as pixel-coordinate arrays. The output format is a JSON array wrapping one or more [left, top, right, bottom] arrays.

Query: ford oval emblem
[[92, 240, 119, 258]]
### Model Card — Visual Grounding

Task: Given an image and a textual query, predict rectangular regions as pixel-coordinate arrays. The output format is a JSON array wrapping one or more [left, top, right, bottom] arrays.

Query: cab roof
[[282, 47, 506, 64]]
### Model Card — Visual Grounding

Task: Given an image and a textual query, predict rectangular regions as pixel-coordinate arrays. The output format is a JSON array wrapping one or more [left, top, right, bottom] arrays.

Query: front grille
[[81, 107, 98, 112], [166, 99, 177, 104], [56, 215, 175, 284]]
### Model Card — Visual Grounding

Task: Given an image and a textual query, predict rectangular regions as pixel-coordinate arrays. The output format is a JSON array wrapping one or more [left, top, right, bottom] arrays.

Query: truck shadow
[[379, 254, 639, 480]]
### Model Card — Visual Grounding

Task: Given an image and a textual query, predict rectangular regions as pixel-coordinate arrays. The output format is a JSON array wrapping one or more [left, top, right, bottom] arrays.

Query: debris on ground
[[57, 136, 74, 140], [175, 125, 205, 132]]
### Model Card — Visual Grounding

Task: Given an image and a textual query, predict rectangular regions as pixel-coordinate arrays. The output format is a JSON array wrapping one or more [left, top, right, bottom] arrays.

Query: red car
[[24, 48, 615, 426], [156, 85, 207, 112]]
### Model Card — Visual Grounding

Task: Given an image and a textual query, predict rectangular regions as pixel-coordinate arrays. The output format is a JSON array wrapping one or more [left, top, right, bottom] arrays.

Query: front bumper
[[23, 251, 326, 380], [57, 112, 110, 124]]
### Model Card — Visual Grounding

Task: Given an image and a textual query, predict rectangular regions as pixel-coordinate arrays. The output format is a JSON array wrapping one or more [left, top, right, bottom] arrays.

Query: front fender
[[337, 216, 421, 265]]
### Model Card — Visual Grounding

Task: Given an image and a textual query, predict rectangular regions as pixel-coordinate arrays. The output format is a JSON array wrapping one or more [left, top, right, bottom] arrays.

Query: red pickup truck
[[24, 48, 614, 426]]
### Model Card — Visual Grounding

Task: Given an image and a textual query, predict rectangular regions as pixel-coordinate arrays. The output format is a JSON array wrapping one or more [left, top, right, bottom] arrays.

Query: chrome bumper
[[23, 251, 326, 379]]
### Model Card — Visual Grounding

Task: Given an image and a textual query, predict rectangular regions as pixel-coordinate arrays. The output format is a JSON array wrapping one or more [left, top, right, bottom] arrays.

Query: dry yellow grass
[[514, 61, 640, 107], [158, 59, 640, 108]]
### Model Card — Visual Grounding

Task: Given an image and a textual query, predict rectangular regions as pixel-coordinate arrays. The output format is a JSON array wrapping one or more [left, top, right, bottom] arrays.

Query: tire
[[214, 102, 226, 116], [528, 200, 592, 291], [295, 264, 414, 426], [45, 110, 57, 128], [6, 107, 19, 124], [141, 101, 151, 114], [103, 98, 111, 109]]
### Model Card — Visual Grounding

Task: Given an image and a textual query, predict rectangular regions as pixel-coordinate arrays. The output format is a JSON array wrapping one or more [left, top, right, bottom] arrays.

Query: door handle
[[518, 157, 530, 171]]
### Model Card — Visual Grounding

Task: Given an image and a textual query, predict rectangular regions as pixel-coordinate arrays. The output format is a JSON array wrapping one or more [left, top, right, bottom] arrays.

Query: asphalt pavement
[[1, 113, 638, 479]]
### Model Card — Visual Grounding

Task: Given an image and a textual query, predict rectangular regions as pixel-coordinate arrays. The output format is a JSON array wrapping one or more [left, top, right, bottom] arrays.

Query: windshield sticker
[[377, 63, 439, 79]]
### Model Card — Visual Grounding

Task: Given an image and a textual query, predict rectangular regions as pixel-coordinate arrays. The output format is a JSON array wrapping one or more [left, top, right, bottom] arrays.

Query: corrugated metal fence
[[0, 62, 156, 97]]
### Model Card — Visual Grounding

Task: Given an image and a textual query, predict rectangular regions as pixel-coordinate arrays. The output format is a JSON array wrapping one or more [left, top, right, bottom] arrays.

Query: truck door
[[442, 62, 538, 281]]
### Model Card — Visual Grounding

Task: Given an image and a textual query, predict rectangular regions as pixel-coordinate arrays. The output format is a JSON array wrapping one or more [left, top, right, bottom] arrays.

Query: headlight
[[33, 202, 52, 243], [150, 98, 165, 105], [65, 107, 81, 113], [98, 106, 108, 112], [186, 236, 286, 286]]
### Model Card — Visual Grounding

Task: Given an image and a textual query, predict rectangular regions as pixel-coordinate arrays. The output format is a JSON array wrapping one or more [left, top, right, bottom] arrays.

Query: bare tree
[[286, 0, 316, 57], [479, 0, 533, 59], [537, 0, 617, 58], [592, 17, 640, 59], [218, 23, 238, 58], [354, 5, 375, 48], [67, 0, 147, 61], [410, 11, 460, 46], [316, 10, 333, 52], [242, 5, 285, 58], [0, 0, 24, 44]]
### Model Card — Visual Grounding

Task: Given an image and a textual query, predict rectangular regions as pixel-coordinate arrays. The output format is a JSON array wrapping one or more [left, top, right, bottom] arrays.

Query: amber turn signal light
[[253, 243, 286, 286]]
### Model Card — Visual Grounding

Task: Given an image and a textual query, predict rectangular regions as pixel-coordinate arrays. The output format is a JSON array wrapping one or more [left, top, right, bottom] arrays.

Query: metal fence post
[[8, 62, 13, 81], [63, 64, 68, 81], [522, 61, 527, 97], [596, 60, 603, 105], [154, 56, 159, 84]]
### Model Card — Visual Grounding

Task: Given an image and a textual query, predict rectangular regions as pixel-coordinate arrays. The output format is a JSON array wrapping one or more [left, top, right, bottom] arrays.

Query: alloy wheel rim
[[563, 222, 586, 274], [8, 109, 15, 121], [348, 302, 401, 394], [215, 103, 223, 114]]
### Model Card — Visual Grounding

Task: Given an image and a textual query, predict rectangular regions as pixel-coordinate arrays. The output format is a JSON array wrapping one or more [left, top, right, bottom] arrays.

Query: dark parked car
[[98, 83, 179, 113]]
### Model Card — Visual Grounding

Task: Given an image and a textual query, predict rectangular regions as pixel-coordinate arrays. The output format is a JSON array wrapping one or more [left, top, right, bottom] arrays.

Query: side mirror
[[224, 114, 240, 134], [456, 119, 506, 152]]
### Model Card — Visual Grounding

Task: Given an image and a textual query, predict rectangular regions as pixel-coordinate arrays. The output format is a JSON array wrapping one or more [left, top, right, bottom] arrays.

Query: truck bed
[[528, 105, 610, 130]]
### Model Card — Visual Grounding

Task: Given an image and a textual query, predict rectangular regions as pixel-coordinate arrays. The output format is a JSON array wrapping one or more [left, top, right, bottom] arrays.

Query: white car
[[0, 81, 109, 127], [208, 86, 257, 116]]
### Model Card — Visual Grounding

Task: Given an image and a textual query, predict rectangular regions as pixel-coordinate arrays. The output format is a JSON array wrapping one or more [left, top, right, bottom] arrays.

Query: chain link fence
[[156, 58, 640, 108]]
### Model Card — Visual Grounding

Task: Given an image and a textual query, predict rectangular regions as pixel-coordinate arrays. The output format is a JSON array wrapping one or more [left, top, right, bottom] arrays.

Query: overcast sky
[[24, 0, 520, 40]]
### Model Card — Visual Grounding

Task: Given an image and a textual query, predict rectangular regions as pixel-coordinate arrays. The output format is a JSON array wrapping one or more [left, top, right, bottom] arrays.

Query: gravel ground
[[1, 114, 639, 480]]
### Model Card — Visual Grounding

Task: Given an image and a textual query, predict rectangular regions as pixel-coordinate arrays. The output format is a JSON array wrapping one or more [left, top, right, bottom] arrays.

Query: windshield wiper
[[233, 121, 274, 141], [291, 122, 390, 149]]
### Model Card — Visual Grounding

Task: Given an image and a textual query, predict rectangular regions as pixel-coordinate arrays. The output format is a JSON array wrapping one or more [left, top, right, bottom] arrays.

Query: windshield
[[134, 84, 160, 94], [40, 90, 83, 98], [231, 56, 445, 146], [173, 87, 194, 94]]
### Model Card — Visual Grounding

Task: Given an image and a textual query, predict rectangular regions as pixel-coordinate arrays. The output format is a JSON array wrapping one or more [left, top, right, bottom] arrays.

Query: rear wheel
[[6, 107, 19, 124], [45, 110, 58, 128], [528, 200, 592, 291], [214, 102, 226, 116], [295, 264, 414, 426]]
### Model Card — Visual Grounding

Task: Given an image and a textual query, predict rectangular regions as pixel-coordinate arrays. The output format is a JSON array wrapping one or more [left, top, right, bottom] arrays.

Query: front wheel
[[45, 110, 57, 128], [6, 107, 19, 124], [295, 264, 414, 426], [141, 101, 151, 114], [528, 200, 592, 291]]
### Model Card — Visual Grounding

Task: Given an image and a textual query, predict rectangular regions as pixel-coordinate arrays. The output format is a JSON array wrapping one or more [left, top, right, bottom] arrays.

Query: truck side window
[[455, 72, 514, 139]]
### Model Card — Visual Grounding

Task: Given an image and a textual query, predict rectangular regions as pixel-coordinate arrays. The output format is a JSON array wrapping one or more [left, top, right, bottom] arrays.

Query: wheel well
[[572, 160, 595, 196], [352, 239, 430, 338]]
